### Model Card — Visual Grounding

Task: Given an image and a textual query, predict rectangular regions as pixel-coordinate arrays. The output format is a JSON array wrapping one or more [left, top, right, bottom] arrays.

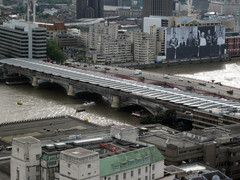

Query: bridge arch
[[120, 102, 155, 116]]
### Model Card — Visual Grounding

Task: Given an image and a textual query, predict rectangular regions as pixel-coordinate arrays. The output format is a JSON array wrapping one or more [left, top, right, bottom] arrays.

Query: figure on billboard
[[186, 31, 195, 47], [217, 32, 225, 45], [206, 29, 213, 45], [177, 36, 186, 59], [179, 36, 186, 47], [169, 31, 178, 59], [213, 32, 218, 45], [217, 31, 225, 55], [199, 31, 206, 46], [169, 32, 178, 48]]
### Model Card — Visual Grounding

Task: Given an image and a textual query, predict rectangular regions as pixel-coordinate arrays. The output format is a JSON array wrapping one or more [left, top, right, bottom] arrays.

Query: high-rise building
[[143, 0, 173, 17], [0, 19, 46, 59], [76, 0, 103, 19]]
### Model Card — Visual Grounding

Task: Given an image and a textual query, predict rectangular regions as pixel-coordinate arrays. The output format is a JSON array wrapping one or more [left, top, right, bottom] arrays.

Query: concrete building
[[10, 124, 168, 180], [0, 19, 46, 59], [134, 31, 156, 64], [208, 0, 240, 16], [139, 124, 240, 179], [11, 136, 42, 180], [166, 163, 231, 180], [87, 22, 133, 64], [37, 22, 68, 42], [225, 33, 240, 57], [142, 0, 173, 17], [104, 5, 142, 18], [56, 33, 81, 49], [76, 0, 104, 19], [144, 15, 234, 34]]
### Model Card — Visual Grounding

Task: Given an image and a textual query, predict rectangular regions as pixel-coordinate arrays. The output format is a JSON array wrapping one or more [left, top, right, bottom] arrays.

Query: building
[[166, 163, 232, 180], [139, 124, 240, 179], [192, 0, 209, 13], [208, 0, 240, 16], [142, 0, 173, 17], [76, 0, 104, 19], [143, 16, 231, 61], [87, 22, 133, 64], [0, 19, 46, 59], [104, 5, 142, 18], [56, 33, 81, 49], [37, 22, 68, 42], [10, 125, 168, 180], [134, 31, 156, 64], [225, 33, 240, 57]]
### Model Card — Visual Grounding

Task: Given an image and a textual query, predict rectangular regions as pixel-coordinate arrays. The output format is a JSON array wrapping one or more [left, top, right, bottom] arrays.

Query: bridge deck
[[1, 58, 240, 115]]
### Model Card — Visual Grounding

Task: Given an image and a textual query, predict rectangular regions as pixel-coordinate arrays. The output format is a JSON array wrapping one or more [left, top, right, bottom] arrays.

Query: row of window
[[107, 173, 155, 180]]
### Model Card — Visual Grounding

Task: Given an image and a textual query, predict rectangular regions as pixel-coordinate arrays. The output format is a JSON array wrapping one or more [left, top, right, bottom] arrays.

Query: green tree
[[46, 39, 66, 64], [162, 109, 177, 126]]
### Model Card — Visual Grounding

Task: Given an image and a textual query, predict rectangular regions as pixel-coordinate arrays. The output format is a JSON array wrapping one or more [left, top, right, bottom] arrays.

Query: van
[[134, 69, 142, 75], [199, 82, 206, 86], [6, 146, 12, 151], [178, 78, 183, 81], [164, 74, 169, 79]]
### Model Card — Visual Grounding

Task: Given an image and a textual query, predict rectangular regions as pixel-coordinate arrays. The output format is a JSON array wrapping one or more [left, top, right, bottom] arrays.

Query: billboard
[[166, 26, 225, 60]]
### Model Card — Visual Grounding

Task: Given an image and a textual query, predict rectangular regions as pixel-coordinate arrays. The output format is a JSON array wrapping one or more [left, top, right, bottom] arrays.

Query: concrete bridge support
[[32, 76, 38, 87], [111, 95, 120, 108], [67, 85, 75, 96]]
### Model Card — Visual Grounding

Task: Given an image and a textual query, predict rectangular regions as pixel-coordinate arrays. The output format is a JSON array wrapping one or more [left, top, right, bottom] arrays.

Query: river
[[0, 59, 240, 126]]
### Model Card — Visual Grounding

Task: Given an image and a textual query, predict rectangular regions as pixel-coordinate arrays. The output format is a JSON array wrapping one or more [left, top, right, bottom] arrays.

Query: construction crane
[[187, 0, 193, 16], [27, 0, 37, 22]]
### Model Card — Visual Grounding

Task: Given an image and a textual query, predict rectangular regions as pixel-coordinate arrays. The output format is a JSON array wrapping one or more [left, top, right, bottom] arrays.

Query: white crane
[[187, 0, 193, 16], [27, 0, 37, 22]]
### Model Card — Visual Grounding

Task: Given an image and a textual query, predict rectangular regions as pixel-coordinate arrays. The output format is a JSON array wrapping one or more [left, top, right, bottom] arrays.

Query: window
[[138, 168, 141, 175], [131, 170, 134, 177], [138, 178, 141, 180], [152, 174, 155, 180], [36, 154, 40, 160], [122, 163, 127, 168], [36, 166, 40, 172], [17, 148, 19, 152], [115, 175, 119, 180], [123, 173, 126, 179], [130, 161, 135, 166], [68, 164, 71, 168], [16, 169, 19, 180], [145, 157, 149, 162], [145, 176, 148, 180], [36, 176, 40, 180], [152, 164, 155, 171], [114, 165, 120, 171], [107, 177, 111, 180], [145, 167, 148, 173], [88, 164, 91, 168], [88, 172, 91, 176], [68, 172, 71, 175]]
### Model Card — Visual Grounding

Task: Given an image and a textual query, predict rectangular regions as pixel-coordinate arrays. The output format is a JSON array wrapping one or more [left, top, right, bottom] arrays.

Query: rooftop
[[178, 163, 231, 180]]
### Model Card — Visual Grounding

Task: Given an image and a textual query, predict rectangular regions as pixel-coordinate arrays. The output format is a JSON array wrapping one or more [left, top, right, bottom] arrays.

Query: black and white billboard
[[166, 26, 225, 60]]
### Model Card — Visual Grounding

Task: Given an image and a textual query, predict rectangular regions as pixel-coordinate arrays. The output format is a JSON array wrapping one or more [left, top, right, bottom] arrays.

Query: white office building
[[10, 125, 170, 180], [134, 31, 156, 64], [0, 19, 46, 59]]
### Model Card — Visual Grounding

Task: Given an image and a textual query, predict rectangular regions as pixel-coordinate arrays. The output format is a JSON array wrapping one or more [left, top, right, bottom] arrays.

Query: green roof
[[41, 153, 60, 162], [100, 146, 164, 177]]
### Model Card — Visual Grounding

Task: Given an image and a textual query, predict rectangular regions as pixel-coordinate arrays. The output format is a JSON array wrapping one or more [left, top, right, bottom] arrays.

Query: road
[[72, 63, 240, 102]]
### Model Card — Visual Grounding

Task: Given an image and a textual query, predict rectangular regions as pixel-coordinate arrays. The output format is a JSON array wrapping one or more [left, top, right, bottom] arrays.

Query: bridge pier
[[67, 85, 75, 96], [111, 96, 120, 108], [32, 76, 38, 87]]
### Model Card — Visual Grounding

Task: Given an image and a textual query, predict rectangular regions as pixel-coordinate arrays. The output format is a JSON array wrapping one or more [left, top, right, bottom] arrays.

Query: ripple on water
[[178, 63, 240, 88]]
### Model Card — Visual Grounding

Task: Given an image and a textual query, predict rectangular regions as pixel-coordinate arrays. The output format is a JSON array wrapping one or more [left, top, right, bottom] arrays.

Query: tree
[[46, 39, 66, 64], [162, 109, 177, 126]]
